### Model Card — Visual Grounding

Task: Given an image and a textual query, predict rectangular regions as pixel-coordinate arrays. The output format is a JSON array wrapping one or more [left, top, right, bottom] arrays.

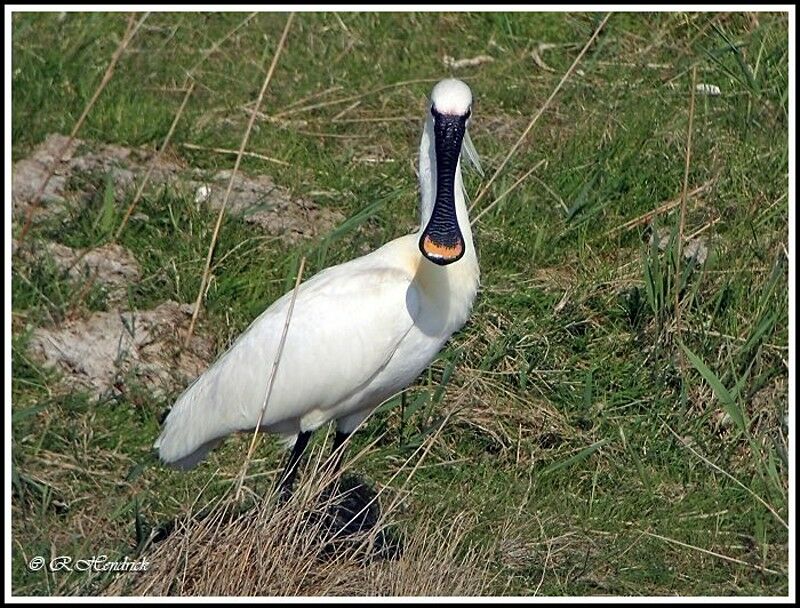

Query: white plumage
[[155, 78, 481, 471]]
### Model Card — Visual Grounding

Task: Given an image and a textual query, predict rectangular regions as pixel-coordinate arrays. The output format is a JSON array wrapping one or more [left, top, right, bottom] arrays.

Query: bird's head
[[430, 78, 473, 117], [419, 78, 481, 266]]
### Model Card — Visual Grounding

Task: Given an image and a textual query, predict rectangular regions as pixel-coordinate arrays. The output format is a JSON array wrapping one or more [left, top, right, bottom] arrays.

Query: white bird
[[155, 78, 483, 493]]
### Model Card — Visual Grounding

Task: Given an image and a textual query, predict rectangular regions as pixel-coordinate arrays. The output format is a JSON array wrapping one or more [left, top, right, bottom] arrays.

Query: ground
[[9, 11, 790, 597]]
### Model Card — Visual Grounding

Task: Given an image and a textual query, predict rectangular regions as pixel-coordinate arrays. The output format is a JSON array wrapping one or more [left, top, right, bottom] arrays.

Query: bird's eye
[[431, 105, 438, 117], [465, 108, 472, 119]]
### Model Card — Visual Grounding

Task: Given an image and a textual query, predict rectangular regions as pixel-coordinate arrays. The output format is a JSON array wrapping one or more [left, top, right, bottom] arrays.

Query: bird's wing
[[155, 259, 420, 468]]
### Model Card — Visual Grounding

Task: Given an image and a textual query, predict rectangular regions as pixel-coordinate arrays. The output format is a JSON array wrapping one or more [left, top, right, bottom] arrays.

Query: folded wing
[[155, 261, 420, 469]]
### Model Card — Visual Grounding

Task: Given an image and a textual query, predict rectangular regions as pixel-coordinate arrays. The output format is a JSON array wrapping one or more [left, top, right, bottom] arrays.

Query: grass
[[10, 10, 790, 597]]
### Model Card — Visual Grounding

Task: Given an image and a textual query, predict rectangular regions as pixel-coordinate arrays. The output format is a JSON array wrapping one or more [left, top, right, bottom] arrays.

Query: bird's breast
[[411, 251, 479, 337]]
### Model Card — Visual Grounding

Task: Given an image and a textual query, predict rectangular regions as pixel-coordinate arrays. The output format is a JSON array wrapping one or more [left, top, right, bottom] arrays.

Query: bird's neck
[[413, 115, 479, 332], [417, 115, 475, 254]]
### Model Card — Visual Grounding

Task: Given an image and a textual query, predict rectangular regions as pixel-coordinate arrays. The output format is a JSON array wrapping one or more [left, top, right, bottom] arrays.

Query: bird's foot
[[322, 472, 380, 533], [317, 472, 404, 562]]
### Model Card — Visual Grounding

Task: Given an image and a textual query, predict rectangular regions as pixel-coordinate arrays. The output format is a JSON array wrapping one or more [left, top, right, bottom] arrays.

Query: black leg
[[278, 430, 312, 498], [324, 430, 382, 539], [330, 430, 350, 473]]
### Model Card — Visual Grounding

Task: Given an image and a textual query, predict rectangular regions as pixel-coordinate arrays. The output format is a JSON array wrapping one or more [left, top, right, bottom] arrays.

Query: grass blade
[[679, 341, 746, 433], [541, 438, 610, 476]]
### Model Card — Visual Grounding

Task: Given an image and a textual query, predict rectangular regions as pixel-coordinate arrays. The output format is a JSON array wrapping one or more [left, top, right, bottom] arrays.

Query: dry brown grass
[[105, 441, 499, 597]]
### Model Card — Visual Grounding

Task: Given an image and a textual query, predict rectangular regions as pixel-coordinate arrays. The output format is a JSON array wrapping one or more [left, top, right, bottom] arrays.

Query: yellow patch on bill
[[422, 234, 464, 260]]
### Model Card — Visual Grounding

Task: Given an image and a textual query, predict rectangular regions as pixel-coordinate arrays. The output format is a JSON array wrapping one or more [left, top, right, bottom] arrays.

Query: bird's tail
[[153, 364, 242, 469], [154, 433, 224, 470]]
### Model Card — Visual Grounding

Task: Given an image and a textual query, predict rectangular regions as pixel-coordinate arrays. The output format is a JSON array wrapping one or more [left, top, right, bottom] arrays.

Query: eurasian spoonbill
[[155, 78, 483, 494]]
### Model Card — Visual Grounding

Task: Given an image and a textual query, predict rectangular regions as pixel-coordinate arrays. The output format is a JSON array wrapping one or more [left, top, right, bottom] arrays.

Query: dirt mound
[[16, 240, 142, 304], [12, 133, 344, 241], [198, 170, 343, 243], [27, 301, 215, 401], [12, 133, 78, 218]]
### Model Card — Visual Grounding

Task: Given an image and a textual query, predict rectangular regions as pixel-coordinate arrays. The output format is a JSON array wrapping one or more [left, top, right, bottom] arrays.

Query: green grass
[[11, 11, 789, 596]]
